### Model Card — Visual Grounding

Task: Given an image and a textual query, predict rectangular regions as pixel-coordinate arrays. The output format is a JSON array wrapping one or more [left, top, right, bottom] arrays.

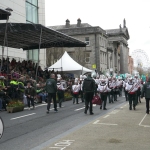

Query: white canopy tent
[[48, 51, 92, 75]]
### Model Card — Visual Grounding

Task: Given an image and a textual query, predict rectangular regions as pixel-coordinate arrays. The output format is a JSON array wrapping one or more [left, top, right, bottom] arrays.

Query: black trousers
[[27, 97, 34, 108], [57, 91, 64, 107], [80, 90, 84, 102], [84, 92, 94, 113], [146, 99, 150, 113], [128, 93, 136, 108], [47, 93, 57, 111], [100, 93, 107, 109], [124, 88, 128, 101]]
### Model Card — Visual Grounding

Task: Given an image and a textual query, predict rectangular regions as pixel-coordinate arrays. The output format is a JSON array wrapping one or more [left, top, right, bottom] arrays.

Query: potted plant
[[6, 101, 24, 113]]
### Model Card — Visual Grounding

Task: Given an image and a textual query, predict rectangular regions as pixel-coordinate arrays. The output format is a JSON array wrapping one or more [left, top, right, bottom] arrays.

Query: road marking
[[24, 104, 47, 110], [24, 104, 64, 110], [93, 120, 100, 124], [96, 123, 118, 126], [139, 114, 150, 127], [93, 120, 118, 126], [75, 105, 96, 111], [103, 115, 109, 118], [109, 110, 120, 115], [10, 113, 36, 120], [49, 140, 75, 149], [139, 114, 147, 126], [74, 107, 85, 111], [140, 125, 150, 128]]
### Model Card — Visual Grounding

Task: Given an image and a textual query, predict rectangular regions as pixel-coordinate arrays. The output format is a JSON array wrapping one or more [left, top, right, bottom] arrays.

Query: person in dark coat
[[25, 82, 36, 110], [141, 77, 150, 114], [45, 74, 57, 113], [82, 73, 95, 115]]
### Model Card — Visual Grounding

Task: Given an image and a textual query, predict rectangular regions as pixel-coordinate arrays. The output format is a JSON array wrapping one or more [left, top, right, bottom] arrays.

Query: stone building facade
[[128, 56, 134, 74], [47, 19, 130, 74]]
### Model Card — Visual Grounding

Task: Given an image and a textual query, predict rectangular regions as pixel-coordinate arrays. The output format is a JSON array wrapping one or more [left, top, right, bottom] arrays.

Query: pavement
[[37, 98, 150, 150], [0, 96, 149, 150]]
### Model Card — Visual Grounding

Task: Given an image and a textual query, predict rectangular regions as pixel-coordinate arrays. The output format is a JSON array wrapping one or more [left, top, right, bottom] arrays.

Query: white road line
[[93, 120, 118, 126], [139, 114, 147, 126], [74, 107, 85, 111], [97, 123, 118, 126], [24, 104, 47, 110], [10, 113, 36, 120], [103, 115, 109, 118], [140, 125, 150, 128], [109, 110, 120, 115], [93, 120, 100, 124]]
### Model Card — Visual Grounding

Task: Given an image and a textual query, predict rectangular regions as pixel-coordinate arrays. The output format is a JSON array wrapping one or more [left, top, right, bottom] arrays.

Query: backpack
[[83, 79, 94, 91]]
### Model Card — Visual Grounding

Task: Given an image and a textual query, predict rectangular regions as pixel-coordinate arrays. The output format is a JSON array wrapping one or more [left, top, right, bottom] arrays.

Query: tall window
[[85, 52, 90, 63], [26, 0, 39, 62], [85, 37, 90, 46]]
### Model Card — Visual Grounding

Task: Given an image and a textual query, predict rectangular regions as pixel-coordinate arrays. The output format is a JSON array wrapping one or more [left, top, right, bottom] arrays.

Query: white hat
[[91, 71, 96, 78], [57, 74, 61, 78], [83, 75, 87, 79]]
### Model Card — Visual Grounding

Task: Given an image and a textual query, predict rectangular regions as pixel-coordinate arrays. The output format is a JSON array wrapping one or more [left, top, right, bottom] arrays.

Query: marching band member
[[57, 77, 66, 108], [97, 75, 111, 110], [109, 76, 118, 102], [134, 73, 141, 104], [125, 76, 138, 110], [79, 75, 84, 103], [107, 76, 112, 103], [117, 76, 123, 97], [123, 75, 129, 101], [72, 81, 81, 104]]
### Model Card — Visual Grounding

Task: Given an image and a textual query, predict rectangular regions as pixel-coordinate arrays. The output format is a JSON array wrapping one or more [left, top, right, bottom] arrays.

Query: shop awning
[[0, 8, 11, 20], [0, 23, 86, 50]]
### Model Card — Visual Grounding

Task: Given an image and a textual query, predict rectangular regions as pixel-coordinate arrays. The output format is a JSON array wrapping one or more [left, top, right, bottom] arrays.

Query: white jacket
[[125, 82, 138, 93], [97, 83, 111, 93], [72, 84, 81, 93]]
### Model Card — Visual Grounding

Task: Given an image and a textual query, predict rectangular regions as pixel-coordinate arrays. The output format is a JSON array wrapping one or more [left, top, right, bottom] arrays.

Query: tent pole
[[35, 27, 42, 83], [0, 16, 9, 74], [61, 53, 62, 76]]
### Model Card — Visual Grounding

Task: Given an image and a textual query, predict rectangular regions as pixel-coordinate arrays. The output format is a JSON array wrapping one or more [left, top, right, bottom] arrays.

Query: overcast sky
[[45, 0, 150, 65]]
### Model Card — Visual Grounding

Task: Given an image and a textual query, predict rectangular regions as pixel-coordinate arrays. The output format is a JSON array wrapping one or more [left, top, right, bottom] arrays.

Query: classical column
[[116, 49, 118, 73], [112, 49, 115, 72], [107, 51, 109, 69], [95, 34, 100, 72], [120, 42, 128, 73]]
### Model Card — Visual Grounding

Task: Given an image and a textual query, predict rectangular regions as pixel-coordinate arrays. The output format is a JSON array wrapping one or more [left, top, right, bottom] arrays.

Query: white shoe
[[42, 101, 46, 104], [28, 107, 30, 110]]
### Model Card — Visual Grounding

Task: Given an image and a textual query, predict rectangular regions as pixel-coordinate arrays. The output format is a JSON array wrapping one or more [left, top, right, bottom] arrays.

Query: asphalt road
[[0, 96, 126, 150]]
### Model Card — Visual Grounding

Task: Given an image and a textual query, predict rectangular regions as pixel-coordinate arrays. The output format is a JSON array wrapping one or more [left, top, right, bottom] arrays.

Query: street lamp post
[[0, 8, 12, 74]]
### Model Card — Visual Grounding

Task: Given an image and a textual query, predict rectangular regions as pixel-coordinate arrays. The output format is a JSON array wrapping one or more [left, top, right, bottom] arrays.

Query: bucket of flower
[[6, 100, 24, 113]]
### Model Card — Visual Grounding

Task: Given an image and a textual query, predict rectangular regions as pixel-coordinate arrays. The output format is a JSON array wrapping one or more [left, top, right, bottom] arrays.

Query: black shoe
[[129, 107, 132, 110], [133, 106, 136, 110], [84, 109, 87, 114], [103, 108, 107, 110], [54, 109, 58, 112], [100, 106, 102, 109], [76, 103, 79, 104], [139, 100, 141, 103], [90, 112, 94, 115], [46, 110, 49, 114]]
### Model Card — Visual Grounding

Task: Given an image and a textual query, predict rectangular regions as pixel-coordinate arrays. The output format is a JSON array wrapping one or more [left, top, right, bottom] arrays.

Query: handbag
[[92, 95, 102, 105]]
